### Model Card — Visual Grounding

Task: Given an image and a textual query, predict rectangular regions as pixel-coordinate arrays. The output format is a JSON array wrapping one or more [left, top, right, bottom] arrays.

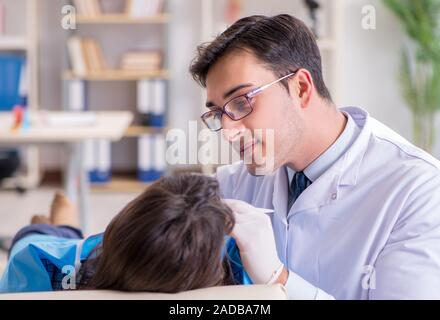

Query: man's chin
[[244, 162, 277, 176]]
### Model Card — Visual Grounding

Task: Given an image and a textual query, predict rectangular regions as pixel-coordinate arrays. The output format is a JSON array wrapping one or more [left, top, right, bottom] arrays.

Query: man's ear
[[288, 69, 314, 108]]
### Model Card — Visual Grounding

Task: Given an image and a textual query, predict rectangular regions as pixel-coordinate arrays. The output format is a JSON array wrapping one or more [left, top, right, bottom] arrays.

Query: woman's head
[[87, 173, 235, 292]]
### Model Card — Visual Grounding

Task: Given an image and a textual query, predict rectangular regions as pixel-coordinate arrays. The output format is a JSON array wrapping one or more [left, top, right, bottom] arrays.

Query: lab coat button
[[331, 193, 337, 200]]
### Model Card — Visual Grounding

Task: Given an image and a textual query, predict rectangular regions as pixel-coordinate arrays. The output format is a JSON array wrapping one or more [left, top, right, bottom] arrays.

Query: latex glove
[[224, 199, 284, 284]]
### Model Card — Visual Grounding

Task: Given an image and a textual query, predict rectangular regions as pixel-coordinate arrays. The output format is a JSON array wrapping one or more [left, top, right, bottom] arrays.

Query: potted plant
[[383, 0, 440, 152]]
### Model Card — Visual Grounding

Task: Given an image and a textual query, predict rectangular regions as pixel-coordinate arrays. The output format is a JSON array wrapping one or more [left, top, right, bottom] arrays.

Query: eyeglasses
[[201, 71, 297, 131]]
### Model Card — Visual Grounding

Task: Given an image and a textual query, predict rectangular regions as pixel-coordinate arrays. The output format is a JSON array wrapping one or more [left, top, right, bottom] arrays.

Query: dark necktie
[[287, 171, 312, 211]]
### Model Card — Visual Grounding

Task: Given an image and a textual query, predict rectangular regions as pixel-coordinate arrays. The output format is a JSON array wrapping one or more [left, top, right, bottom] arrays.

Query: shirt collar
[[287, 111, 361, 183]]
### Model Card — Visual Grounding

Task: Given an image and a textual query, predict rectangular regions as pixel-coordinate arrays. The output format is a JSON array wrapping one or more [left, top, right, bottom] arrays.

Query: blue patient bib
[[0, 233, 103, 293], [224, 237, 253, 285]]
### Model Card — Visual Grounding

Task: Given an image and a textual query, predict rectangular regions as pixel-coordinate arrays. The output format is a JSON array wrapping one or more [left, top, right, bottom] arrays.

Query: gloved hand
[[224, 199, 285, 284]]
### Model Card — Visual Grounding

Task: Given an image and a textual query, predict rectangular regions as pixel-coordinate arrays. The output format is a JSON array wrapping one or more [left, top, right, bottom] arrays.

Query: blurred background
[[0, 0, 436, 266]]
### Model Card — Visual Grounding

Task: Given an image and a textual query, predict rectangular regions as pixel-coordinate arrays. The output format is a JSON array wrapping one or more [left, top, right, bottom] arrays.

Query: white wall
[[340, 0, 412, 142]]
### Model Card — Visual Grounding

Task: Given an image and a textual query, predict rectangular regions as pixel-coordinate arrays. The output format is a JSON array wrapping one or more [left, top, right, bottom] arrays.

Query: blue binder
[[0, 54, 26, 111]]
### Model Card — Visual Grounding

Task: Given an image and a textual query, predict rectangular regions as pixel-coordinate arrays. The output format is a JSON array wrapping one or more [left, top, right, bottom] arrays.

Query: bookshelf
[[63, 69, 169, 81], [64, 0, 169, 192], [75, 13, 170, 24], [0, 0, 40, 190], [199, 0, 343, 175]]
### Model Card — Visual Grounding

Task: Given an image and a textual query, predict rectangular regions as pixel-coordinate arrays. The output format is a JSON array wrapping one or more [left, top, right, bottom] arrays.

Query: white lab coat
[[217, 106, 440, 299]]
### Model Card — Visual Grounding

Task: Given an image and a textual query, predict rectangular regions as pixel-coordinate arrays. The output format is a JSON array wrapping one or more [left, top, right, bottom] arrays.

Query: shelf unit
[[89, 175, 152, 193], [124, 125, 167, 138], [0, 36, 28, 50], [75, 13, 170, 24], [199, 0, 343, 175], [63, 69, 170, 81], [0, 0, 40, 190], [63, 1, 170, 192]]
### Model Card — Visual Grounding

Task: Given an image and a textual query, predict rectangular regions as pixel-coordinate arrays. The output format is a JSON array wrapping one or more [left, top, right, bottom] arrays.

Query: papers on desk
[[42, 112, 97, 127]]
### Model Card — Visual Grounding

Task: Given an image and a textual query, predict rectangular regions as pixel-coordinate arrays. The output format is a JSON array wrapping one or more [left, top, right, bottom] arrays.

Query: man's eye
[[210, 107, 222, 113], [236, 101, 247, 110]]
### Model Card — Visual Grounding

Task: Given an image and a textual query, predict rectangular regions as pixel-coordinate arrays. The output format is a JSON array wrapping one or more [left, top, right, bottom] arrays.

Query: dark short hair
[[84, 174, 235, 293], [190, 14, 332, 101]]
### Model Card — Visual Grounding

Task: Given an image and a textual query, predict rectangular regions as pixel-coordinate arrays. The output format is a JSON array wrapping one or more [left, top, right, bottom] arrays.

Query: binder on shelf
[[153, 133, 166, 175], [138, 134, 153, 182], [88, 139, 112, 183], [151, 79, 166, 127], [0, 4, 4, 35], [136, 79, 166, 127], [84, 139, 95, 176], [0, 54, 26, 111], [66, 79, 88, 111], [137, 78, 151, 120], [18, 60, 29, 107], [137, 134, 165, 182]]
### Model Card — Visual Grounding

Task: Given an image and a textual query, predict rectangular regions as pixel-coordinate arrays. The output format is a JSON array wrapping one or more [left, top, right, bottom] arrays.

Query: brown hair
[[82, 174, 235, 293], [190, 14, 332, 101]]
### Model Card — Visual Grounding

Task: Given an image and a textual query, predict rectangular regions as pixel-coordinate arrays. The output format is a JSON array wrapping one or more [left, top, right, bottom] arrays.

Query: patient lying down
[[0, 174, 250, 293]]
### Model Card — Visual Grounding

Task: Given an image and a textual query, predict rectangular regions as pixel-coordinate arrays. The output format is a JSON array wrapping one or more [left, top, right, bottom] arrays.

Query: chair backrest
[[0, 284, 288, 300], [0, 150, 20, 182]]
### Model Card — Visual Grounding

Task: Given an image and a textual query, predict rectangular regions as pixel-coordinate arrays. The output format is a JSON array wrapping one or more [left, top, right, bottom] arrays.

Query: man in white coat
[[190, 14, 440, 299]]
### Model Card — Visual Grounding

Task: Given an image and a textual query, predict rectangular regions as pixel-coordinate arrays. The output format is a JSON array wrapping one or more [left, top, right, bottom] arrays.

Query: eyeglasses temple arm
[[247, 72, 296, 97]]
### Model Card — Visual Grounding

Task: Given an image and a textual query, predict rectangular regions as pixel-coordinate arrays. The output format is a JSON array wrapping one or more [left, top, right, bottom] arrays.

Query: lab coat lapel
[[272, 166, 289, 223], [287, 165, 341, 217], [286, 107, 372, 217]]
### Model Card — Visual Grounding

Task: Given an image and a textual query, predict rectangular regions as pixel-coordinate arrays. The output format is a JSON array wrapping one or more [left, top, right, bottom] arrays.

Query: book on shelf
[[67, 36, 108, 75], [125, 0, 164, 17], [120, 50, 162, 71], [73, 0, 102, 17], [83, 38, 107, 72], [67, 37, 87, 75]]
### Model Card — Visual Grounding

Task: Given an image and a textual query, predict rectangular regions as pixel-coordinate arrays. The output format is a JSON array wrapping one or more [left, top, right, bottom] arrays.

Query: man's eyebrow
[[205, 83, 254, 108], [223, 83, 253, 99]]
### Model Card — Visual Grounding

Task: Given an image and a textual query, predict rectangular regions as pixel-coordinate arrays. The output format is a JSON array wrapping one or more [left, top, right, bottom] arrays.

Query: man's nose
[[221, 115, 245, 142]]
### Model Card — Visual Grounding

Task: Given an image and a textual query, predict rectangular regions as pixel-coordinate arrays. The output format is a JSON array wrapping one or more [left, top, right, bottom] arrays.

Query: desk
[[0, 111, 133, 234]]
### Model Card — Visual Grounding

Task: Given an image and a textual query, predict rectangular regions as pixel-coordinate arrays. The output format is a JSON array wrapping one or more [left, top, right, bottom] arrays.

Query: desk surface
[[0, 111, 133, 144]]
